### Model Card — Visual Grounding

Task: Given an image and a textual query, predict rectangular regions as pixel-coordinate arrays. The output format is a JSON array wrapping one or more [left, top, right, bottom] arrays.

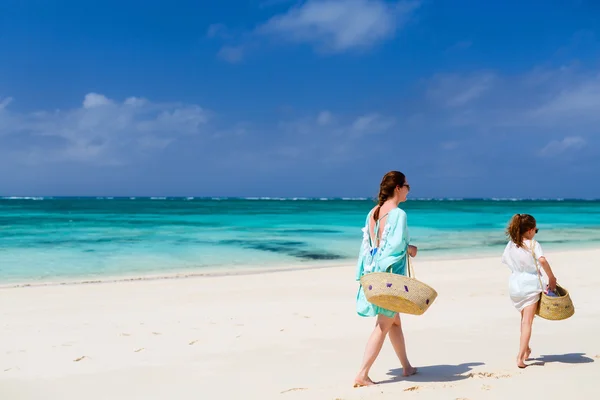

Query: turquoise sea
[[2, 197, 600, 284]]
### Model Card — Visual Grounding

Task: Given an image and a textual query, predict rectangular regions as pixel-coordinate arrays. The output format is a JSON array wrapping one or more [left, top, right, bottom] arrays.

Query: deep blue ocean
[[2, 197, 600, 284]]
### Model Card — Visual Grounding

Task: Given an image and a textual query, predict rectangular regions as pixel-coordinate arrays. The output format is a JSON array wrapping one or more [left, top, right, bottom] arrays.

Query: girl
[[354, 170, 418, 387], [501, 213, 558, 368]]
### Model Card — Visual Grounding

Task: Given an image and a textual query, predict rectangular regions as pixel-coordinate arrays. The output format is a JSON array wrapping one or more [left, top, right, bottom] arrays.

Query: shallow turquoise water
[[1, 197, 600, 283]]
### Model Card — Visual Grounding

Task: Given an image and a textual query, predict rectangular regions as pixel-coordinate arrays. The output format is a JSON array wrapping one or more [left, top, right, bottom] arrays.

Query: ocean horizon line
[[2, 196, 600, 202]]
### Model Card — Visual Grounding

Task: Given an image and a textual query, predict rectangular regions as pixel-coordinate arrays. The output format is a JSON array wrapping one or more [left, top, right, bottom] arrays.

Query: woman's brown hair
[[506, 213, 537, 247], [373, 171, 406, 220]]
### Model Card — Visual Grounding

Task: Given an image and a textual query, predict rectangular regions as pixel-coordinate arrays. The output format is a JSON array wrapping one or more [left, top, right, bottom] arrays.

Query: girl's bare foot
[[517, 354, 528, 368], [517, 347, 532, 368], [353, 376, 375, 387], [403, 366, 418, 377]]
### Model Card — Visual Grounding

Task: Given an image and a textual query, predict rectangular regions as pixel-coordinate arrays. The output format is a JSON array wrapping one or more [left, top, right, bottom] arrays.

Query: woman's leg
[[517, 302, 538, 368], [389, 314, 417, 376], [354, 314, 395, 386]]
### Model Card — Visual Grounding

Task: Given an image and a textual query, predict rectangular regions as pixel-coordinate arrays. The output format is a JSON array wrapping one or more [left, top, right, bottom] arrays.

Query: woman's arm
[[408, 245, 417, 257], [538, 256, 557, 291]]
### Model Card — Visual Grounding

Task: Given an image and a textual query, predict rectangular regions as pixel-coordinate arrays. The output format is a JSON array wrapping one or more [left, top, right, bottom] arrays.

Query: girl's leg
[[519, 310, 532, 360], [517, 302, 538, 368], [354, 314, 395, 386], [388, 314, 417, 376]]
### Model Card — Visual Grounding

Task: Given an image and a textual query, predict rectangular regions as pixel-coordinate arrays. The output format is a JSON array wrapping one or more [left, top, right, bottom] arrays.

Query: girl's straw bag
[[530, 240, 574, 321], [359, 256, 438, 315]]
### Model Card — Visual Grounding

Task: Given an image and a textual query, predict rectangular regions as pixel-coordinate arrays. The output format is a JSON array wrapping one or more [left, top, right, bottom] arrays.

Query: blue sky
[[1, 0, 599, 198]]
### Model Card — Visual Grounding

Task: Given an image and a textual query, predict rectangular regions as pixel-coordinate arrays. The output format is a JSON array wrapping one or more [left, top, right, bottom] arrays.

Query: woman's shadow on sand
[[379, 362, 485, 384]]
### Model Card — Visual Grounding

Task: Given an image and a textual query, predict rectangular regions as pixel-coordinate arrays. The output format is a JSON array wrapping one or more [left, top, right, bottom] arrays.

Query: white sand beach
[[1, 248, 598, 399]]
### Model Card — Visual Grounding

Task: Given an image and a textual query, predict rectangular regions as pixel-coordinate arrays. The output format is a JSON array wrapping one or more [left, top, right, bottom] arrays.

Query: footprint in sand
[[73, 356, 87, 362], [280, 388, 308, 394], [189, 340, 198, 345], [404, 386, 420, 392], [152, 332, 161, 335], [134, 348, 145, 353], [467, 372, 511, 379]]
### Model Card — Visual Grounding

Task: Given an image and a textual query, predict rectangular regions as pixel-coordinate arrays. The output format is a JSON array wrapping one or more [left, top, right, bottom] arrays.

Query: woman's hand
[[547, 275, 557, 292], [408, 245, 418, 257]]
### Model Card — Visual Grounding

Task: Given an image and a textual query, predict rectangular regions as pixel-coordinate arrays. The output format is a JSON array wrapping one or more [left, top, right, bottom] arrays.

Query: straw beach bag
[[359, 256, 438, 315], [530, 240, 574, 321]]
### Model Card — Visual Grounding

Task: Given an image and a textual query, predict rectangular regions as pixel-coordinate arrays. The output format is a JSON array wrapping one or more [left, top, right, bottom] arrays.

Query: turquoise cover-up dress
[[355, 207, 410, 318]]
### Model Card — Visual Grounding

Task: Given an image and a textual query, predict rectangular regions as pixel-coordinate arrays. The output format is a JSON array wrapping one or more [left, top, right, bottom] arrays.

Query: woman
[[501, 213, 558, 368], [354, 170, 418, 387]]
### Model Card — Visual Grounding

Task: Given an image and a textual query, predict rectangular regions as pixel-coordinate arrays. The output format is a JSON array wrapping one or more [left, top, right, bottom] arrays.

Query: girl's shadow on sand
[[531, 353, 596, 366], [380, 362, 485, 384]]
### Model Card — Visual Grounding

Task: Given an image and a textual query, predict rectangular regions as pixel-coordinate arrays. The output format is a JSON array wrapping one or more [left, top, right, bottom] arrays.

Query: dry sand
[[1, 248, 598, 399]]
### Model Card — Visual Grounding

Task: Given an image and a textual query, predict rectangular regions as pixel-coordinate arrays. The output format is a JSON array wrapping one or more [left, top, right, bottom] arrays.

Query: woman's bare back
[[368, 203, 395, 247]]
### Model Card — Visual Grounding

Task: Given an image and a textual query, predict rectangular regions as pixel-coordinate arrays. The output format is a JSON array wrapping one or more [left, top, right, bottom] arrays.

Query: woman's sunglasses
[[535, 228, 539, 233]]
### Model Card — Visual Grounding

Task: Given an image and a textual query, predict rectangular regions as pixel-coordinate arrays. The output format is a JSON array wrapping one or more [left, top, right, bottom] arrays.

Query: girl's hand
[[539, 257, 557, 291], [408, 245, 418, 257]]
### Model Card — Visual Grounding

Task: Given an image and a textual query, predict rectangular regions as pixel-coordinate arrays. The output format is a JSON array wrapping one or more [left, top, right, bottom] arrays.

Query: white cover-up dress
[[501, 239, 548, 311]]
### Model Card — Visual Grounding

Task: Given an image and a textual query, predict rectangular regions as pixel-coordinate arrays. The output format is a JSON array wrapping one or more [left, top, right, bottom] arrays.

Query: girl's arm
[[538, 256, 557, 291]]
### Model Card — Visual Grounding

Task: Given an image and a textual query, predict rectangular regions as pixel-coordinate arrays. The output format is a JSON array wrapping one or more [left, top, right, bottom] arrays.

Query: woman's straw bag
[[530, 240, 574, 321], [359, 256, 437, 315]]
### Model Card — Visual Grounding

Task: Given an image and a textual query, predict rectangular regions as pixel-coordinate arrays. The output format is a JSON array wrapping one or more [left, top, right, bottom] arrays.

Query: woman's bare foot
[[353, 376, 375, 387], [403, 366, 418, 377]]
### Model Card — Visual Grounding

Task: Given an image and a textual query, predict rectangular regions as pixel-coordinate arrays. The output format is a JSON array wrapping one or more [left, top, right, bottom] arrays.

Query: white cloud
[[530, 73, 600, 121], [207, 23, 228, 39], [539, 136, 587, 157], [0, 97, 13, 110], [83, 93, 113, 109], [427, 72, 497, 108], [351, 113, 395, 134], [316, 110, 333, 125], [257, 0, 420, 53], [217, 45, 245, 63], [124, 96, 147, 107], [270, 109, 396, 164], [0, 93, 210, 165]]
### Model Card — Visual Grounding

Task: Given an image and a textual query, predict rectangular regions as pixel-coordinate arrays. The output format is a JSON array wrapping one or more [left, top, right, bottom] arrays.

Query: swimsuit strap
[[368, 210, 389, 248]]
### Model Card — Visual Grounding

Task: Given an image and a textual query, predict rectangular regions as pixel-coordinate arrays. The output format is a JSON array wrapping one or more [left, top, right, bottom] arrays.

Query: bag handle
[[385, 251, 415, 278], [407, 253, 415, 279], [528, 239, 545, 291]]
